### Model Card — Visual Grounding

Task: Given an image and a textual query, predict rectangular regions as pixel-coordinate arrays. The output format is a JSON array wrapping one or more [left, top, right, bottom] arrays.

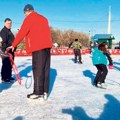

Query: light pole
[[108, 6, 111, 34], [88, 30, 91, 47]]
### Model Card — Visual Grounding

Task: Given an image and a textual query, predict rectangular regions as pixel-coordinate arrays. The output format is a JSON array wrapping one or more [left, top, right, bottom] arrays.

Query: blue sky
[[0, 0, 120, 41]]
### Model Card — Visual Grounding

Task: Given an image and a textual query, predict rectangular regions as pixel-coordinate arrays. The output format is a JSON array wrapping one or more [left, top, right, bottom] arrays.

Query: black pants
[[32, 48, 51, 95], [74, 49, 82, 63], [1, 51, 14, 80], [94, 64, 108, 85]]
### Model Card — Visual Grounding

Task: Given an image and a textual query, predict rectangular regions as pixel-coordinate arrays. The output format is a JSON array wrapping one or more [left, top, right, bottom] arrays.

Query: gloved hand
[[6, 46, 14, 52], [108, 65, 114, 69]]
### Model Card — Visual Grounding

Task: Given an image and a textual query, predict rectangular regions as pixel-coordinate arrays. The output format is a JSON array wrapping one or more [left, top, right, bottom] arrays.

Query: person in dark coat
[[0, 18, 15, 82], [103, 42, 113, 69], [71, 39, 82, 63]]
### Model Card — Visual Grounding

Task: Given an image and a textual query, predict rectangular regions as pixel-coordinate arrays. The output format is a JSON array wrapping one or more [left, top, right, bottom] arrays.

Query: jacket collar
[[4, 26, 11, 31]]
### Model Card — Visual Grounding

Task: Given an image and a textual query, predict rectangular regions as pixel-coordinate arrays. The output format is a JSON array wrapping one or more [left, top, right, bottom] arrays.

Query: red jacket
[[12, 12, 52, 53]]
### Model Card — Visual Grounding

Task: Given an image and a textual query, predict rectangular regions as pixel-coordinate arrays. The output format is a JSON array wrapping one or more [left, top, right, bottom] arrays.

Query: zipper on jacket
[[28, 38, 31, 47]]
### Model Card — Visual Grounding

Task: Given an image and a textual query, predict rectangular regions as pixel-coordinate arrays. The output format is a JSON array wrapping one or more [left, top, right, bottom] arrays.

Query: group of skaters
[[57, 38, 114, 90], [0, 4, 114, 102], [69, 38, 113, 89]]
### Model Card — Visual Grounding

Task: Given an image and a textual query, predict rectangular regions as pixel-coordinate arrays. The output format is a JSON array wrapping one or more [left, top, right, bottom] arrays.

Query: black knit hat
[[24, 4, 34, 12], [4, 18, 12, 22]]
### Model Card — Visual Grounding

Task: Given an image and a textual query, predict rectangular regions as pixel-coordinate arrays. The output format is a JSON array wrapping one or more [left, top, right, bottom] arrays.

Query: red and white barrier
[[109, 49, 120, 55], [14, 48, 120, 56], [50, 48, 86, 55]]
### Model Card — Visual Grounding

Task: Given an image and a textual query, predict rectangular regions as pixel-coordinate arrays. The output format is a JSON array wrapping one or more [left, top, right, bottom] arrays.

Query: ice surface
[[0, 55, 120, 120]]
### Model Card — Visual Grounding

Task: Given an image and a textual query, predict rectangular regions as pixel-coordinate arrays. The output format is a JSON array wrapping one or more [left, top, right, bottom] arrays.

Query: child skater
[[92, 43, 108, 88], [103, 42, 114, 69]]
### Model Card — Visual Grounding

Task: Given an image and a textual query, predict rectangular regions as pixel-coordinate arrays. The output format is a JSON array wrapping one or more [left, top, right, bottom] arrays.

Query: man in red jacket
[[7, 4, 52, 100]]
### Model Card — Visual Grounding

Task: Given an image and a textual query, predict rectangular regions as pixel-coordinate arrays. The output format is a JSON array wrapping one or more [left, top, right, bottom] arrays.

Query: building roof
[[94, 34, 115, 41]]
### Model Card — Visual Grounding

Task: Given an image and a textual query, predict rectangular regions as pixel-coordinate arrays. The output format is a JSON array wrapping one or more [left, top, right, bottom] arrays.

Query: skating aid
[[9, 53, 21, 85], [25, 72, 33, 89]]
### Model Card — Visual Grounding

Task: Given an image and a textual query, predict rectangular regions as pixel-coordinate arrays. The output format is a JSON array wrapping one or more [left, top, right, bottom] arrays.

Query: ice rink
[[0, 55, 120, 120]]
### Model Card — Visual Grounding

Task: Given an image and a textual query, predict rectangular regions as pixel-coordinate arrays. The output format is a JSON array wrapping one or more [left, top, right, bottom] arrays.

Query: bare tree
[[12, 27, 90, 49]]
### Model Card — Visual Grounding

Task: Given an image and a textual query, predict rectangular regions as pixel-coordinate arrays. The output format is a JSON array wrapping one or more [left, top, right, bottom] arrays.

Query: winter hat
[[24, 4, 34, 12], [98, 43, 107, 52]]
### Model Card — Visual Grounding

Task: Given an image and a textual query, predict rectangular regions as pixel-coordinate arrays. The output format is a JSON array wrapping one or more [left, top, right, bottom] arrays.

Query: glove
[[6, 46, 14, 52], [108, 65, 114, 69]]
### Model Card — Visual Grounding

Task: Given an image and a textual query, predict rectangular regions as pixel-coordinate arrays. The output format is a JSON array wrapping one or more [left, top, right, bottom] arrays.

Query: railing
[[14, 48, 120, 56]]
